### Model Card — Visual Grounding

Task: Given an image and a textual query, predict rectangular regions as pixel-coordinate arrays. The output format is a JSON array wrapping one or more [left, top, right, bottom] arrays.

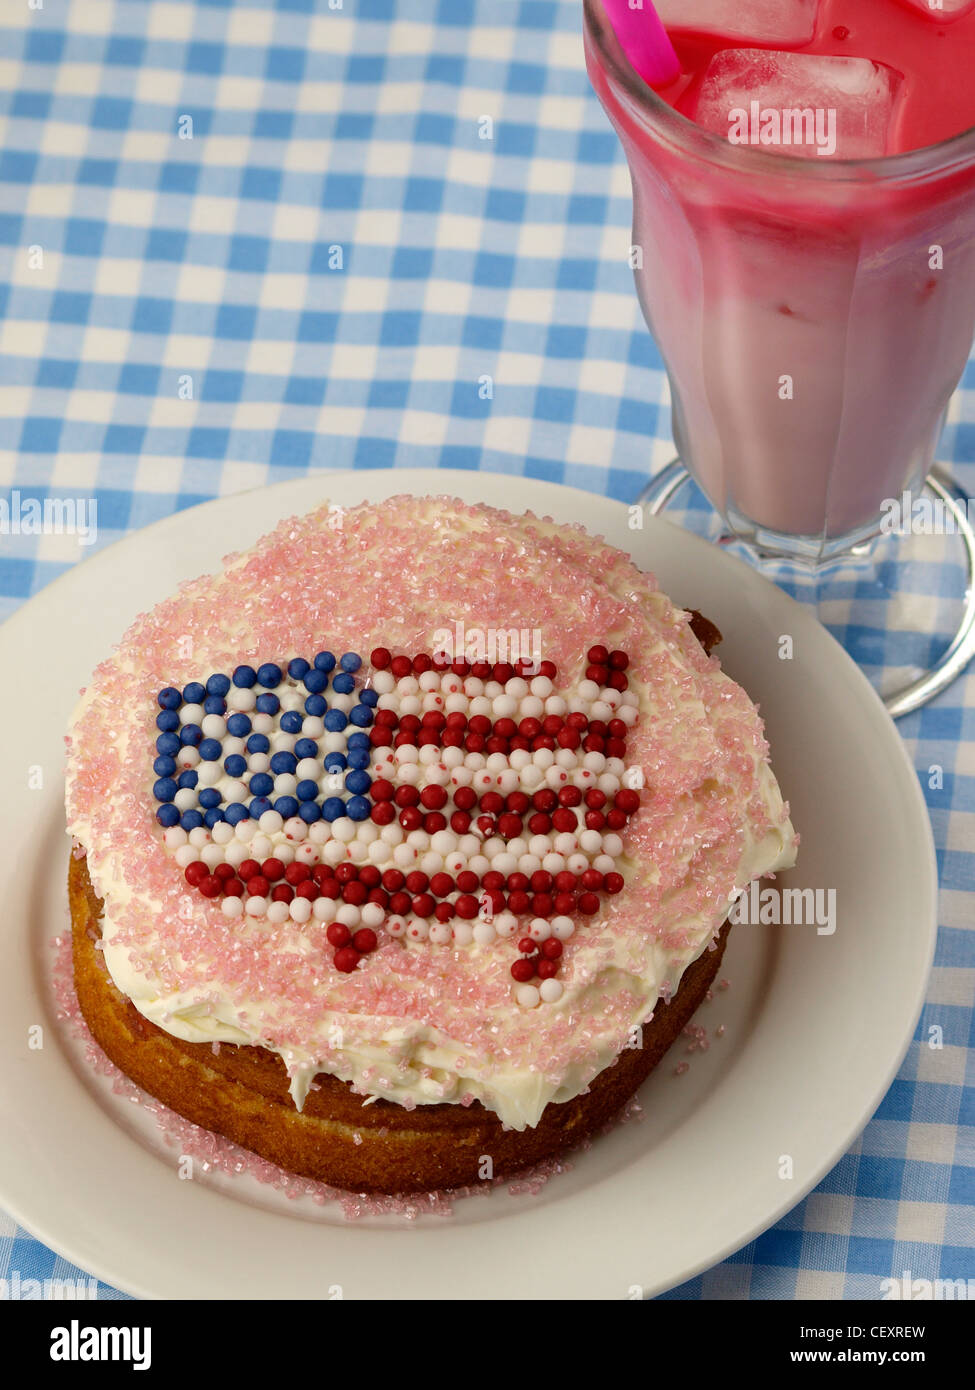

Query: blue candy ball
[[153, 777, 177, 803], [305, 694, 327, 717], [257, 663, 282, 688], [321, 797, 346, 822], [340, 652, 362, 673], [298, 800, 321, 824], [180, 810, 204, 831], [156, 710, 180, 733], [345, 795, 371, 821], [324, 752, 347, 772], [232, 665, 257, 688], [153, 755, 177, 778], [347, 747, 370, 770], [288, 657, 310, 680], [224, 754, 247, 778], [280, 711, 304, 734], [248, 797, 272, 819], [304, 669, 328, 694], [324, 709, 347, 732], [359, 689, 379, 708], [206, 673, 231, 697], [203, 695, 226, 715], [314, 651, 337, 673], [256, 693, 280, 715], [270, 751, 297, 776], [157, 687, 181, 710], [349, 704, 373, 727], [249, 772, 274, 797], [203, 808, 226, 828], [177, 770, 198, 789], [345, 769, 372, 795], [156, 804, 180, 828], [156, 732, 181, 756], [179, 724, 203, 747], [331, 672, 355, 696], [182, 681, 206, 704], [226, 713, 252, 737], [199, 787, 222, 809], [296, 778, 319, 802], [274, 796, 299, 819], [294, 737, 319, 759], [198, 738, 222, 761], [246, 733, 270, 754], [346, 732, 370, 750], [224, 802, 250, 825]]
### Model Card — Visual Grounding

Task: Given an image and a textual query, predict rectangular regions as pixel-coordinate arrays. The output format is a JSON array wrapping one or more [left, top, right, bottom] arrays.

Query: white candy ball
[[494, 911, 517, 938]]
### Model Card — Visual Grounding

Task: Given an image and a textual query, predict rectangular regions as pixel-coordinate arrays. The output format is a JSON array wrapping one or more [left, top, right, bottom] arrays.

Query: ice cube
[[894, 0, 975, 20], [656, 0, 819, 46], [689, 49, 901, 159]]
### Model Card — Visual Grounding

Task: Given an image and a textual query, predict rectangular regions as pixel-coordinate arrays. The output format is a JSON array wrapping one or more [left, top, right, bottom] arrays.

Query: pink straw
[[601, 0, 681, 88]]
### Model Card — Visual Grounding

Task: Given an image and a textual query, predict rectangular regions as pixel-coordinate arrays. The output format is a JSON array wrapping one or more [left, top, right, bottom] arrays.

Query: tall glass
[[583, 0, 975, 566]]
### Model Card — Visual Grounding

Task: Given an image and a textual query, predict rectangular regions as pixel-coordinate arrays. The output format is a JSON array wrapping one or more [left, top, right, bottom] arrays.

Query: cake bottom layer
[[70, 853, 729, 1194]]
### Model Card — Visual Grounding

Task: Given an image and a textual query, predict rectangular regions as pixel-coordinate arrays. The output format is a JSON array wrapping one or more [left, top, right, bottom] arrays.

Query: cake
[[65, 494, 797, 1193]]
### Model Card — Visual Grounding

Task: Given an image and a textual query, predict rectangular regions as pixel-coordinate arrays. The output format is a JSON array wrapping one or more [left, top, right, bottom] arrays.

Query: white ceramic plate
[[0, 469, 937, 1300]]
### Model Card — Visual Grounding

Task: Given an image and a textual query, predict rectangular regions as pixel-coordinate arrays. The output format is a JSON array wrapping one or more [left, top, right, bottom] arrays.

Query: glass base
[[637, 462, 975, 718]]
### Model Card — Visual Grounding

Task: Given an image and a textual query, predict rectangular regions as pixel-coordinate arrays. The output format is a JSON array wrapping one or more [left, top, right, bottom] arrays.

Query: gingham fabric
[[0, 0, 972, 1302]]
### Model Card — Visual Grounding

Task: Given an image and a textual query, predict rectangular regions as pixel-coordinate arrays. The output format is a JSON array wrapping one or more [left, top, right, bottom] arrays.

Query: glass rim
[[583, 0, 975, 183]]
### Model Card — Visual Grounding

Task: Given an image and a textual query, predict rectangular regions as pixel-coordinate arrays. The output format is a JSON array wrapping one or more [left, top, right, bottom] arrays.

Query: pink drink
[[584, 0, 975, 558]]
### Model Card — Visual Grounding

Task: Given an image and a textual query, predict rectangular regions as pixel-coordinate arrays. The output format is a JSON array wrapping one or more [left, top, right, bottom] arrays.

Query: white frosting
[[66, 496, 797, 1131]]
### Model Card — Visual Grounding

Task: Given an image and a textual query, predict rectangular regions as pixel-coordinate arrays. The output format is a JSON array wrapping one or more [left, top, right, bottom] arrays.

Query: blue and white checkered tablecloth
[[0, 0, 972, 1302]]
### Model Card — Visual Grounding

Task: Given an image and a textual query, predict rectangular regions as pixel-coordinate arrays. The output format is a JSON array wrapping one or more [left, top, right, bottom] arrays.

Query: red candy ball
[[334, 946, 360, 973]]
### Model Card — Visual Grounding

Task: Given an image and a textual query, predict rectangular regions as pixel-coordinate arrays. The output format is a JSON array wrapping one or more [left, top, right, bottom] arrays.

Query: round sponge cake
[[65, 495, 796, 1192]]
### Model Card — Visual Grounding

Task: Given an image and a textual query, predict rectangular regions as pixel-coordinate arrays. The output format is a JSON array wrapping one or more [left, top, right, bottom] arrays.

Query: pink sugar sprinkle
[[63, 493, 791, 1118]]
